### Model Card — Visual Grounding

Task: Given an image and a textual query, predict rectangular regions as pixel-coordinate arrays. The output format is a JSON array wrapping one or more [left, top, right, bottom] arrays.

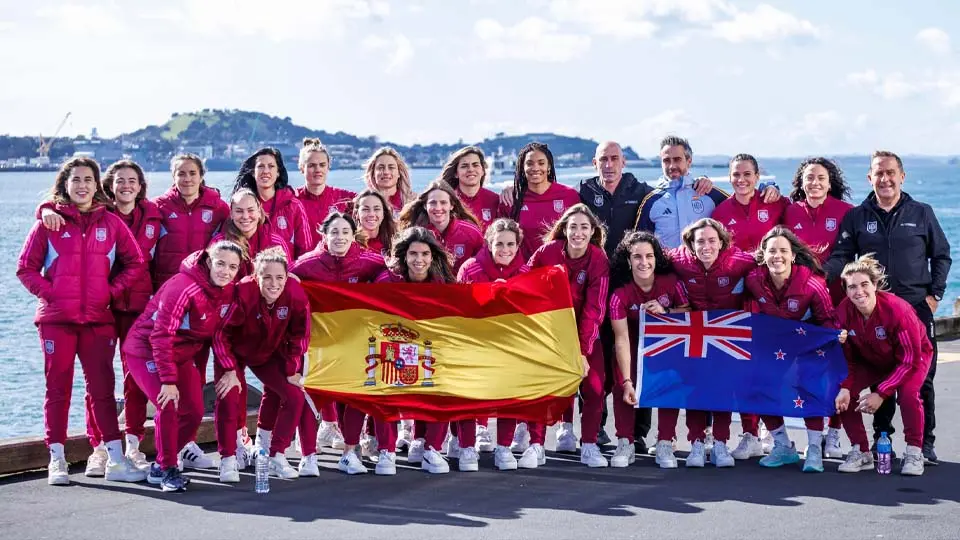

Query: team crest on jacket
[[95, 228, 107, 242], [277, 306, 288, 320], [658, 294, 671, 307], [277, 216, 288, 230], [717, 276, 730, 287], [787, 299, 800, 312], [875, 326, 887, 340], [825, 218, 837, 231], [348, 277, 359, 283], [758, 209, 769, 223], [220, 304, 229, 317], [201, 209, 213, 224], [454, 244, 465, 258], [363, 322, 435, 388], [44, 340, 55, 354], [145, 361, 158, 374], [866, 221, 878, 234], [594, 194, 604, 207], [482, 209, 492, 222], [577, 270, 587, 284], [691, 199, 705, 214], [145, 224, 156, 239], [553, 200, 564, 213]]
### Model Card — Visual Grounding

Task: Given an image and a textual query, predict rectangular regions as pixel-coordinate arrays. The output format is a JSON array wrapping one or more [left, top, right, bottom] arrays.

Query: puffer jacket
[[153, 185, 229, 289]]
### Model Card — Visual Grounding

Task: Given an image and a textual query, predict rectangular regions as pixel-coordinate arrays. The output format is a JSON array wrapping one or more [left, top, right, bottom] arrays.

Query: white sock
[[807, 429, 823, 447], [772, 426, 791, 447], [104, 440, 125, 463], [255, 429, 272, 447], [49, 442, 65, 460], [322, 420, 337, 428], [827, 427, 840, 437], [125, 434, 139, 452], [905, 445, 922, 456]]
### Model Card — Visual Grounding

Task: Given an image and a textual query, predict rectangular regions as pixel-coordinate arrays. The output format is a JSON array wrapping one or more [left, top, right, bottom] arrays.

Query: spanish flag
[[302, 266, 583, 423]]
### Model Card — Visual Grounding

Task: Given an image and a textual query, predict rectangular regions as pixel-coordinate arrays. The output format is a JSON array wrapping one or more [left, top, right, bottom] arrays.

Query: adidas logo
[[688, 278, 696, 284], [521, 205, 529, 211], [630, 304, 640, 310], [61, 231, 71, 239], [793, 223, 803, 230], [169, 212, 179, 219], [663, 208, 673, 215], [200, 314, 207, 320], [728, 219, 737, 225]]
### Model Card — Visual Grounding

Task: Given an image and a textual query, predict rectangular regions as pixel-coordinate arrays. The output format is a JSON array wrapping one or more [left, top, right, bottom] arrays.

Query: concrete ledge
[[0, 411, 258, 477], [935, 316, 960, 338]]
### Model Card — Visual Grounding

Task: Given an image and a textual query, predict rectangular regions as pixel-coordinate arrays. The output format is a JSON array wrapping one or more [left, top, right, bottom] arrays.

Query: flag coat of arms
[[635, 310, 847, 417], [302, 266, 583, 422]]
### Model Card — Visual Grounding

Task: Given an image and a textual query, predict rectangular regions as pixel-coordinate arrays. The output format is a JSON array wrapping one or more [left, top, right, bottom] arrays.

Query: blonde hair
[[299, 137, 330, 169], [223, 188, 265, 260], [681, 218, 732, 253], [254, 246, 289, 275], [363, 147, 415, 206], [840, 253, 889, 290]]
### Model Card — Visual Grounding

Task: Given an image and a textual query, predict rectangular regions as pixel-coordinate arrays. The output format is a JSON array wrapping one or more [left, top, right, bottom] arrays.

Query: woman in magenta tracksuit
[[455, 218, 528, 472], [834, 255, 933, 476], [294, 138, 357, 236], [233, 147, 313, 259], [782, 157, 854, 457], [398, 180, 484, 273], [124, 242, 242, 492], [711, 154, 788, 252], [612, 232, 690, 470], [374, 227, 457, 474], [442, 146, 501, 231], [526, 203, 609, 469], [213, 248, 312, 483], [668, 217, 757, 468], [742, 226, 838, 473], [208, 188, 293, 278], [18, 157, 148, 487], [363, 147, 417, 219], [290, 212, 390, 475]]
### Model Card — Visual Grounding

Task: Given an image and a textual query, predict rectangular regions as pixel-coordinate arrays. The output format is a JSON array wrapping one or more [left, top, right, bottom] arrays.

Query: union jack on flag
[[642, 310, 753, 360]]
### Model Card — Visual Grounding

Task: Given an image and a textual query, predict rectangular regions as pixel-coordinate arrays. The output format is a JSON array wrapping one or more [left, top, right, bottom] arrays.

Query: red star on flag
[[795, 327, 807, 336], [775, 349, 786, 360], [816, 349, 826, 357], [793, 396, 805, 409]]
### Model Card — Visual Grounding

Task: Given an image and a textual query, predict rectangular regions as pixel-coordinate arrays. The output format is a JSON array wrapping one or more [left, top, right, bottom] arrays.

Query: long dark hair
[[756, 225, 822, 274], [397, 180, 481, 230], [610, 231, 672, 290], [789, 157, 851, 202], [511, 142, 557, 221], [232, 147, 290, 194], [49, 157, 110, 207], [353, 189, 397, 253], [101, 159, 148, 203], [390, 226, 456, 283], [441, 146, 488, 190]]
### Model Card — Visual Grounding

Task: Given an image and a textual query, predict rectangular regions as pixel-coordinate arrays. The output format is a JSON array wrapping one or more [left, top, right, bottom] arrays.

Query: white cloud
[[916, 27, 951, 55], [362, 33, 415, 73], [0, 20, 14, 31], [36, 3, 125, 34], [474, 17, 591, 62], [846, 69, 924, 100], [711, 4, 820, 43], [617, 109, 701, 154]]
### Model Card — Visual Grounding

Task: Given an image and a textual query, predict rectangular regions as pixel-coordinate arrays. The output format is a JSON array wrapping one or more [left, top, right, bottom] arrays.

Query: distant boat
[[488, 145, 515, 176]]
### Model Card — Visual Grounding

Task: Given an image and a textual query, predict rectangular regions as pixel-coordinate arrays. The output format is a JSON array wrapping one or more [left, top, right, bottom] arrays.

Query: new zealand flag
[[636, 310, 847, 417]]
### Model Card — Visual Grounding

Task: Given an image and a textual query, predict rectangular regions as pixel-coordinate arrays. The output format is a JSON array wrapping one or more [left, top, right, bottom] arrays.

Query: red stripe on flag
[[302, 266, 572, 319]]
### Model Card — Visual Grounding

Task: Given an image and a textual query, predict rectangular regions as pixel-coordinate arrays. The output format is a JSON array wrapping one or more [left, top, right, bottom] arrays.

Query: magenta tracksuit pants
[[38, 323, 120, 448], [215, 358, 316, 457], [841, 365, 927, 450], [528, 345, 605, 445], [127, 354, 204, 469], [85, 312, 148, 446]]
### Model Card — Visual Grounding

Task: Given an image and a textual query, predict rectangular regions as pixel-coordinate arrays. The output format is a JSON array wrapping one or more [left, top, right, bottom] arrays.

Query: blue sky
[[1, 0, 958, 156]]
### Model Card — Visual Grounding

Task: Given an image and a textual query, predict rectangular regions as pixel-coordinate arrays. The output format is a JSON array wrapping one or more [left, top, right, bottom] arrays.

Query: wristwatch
[[933, 294, 943, 302]]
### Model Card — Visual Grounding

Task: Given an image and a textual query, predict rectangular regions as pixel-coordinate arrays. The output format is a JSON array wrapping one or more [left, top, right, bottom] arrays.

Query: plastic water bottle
[[255, 449, 270, 494], [876, 432, 892, 475]]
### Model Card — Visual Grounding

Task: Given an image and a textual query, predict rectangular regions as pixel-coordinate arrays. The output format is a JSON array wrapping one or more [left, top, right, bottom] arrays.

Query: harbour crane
[[37, 112, 72, 158]]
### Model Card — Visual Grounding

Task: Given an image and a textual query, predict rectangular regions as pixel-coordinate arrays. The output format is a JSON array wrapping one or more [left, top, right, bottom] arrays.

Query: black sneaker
[[160, 467, 188, 493], [634, 438, 649, 456], [147, 463, 164, 485], [922, 442, 938, 465], [597, 430, 612, 447]]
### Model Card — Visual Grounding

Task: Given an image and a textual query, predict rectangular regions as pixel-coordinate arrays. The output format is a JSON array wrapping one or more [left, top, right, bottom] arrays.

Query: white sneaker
[[494, 446, 518, 470], [395, 421, 413, 452], [655, 440, 678, 469], [124, 435, 151, 472], [421, 449, 450, 474], [476, 425, 495, 452], [361, 434, 379, 460], [105, 457, 149, 482], [85, 445, 108, 477], [236, 443, 251, 471], [838, 448, 875, 473], [269, 454, 300, 479], [759, 425, 774, 454], [458, 447, 480, 472], [376, 450, 397, 475], [317, 421, 345, 450], [710, 441, 735, 468], [556, 422, 577, 453], [580, 442, 609, 468], [686, 440, 706, 468], [901, 446, 924, 476], [446, 436, 461, 459], [610, 438, 635, 468], [517, 444, 544, 469], [510, 422, 530, 453], [407, 438, 426, 464], [48, 455, 70, 486], [179, 441, 215, 469], [731, 433, 764, 460], [298, 454, 320, 477], [824, 428, 843, 459], [219, 455, 240, 483], [338, 451, 368, 475]]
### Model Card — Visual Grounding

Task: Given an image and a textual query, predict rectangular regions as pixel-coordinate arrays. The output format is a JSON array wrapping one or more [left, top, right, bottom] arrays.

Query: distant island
[[0, 109, 658, 172]]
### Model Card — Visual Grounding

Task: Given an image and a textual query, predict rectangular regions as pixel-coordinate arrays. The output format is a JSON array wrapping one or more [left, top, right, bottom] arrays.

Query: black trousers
[[872, 300, 937, 446]]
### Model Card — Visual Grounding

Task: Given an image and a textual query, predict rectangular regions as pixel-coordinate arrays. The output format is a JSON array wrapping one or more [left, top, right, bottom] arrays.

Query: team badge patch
[[145, 361, 158, 374], [553, 200, 564, 213], [454, 244, 465, 258], [787, 299, 800, 312], [758, 209, 769, 223], [482, 209, 492, 222], [594, 195, 604, 207], [95, 228, 107, 242], [875, 326, 887, 340], [44, 340, 55, 354], [577, 270, 587, 284], [658, 294, 671, 307], [717, 276, 730, 287], [691, 199, 705, 214], [348, 277, 359, 283], [825, 218, 837, 231], [145, 224, 155, 239], [866, 221, 878, 234], [201, 209, 213, 223], [277, 306, 289, 320], [277, 216, 288, 229]]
